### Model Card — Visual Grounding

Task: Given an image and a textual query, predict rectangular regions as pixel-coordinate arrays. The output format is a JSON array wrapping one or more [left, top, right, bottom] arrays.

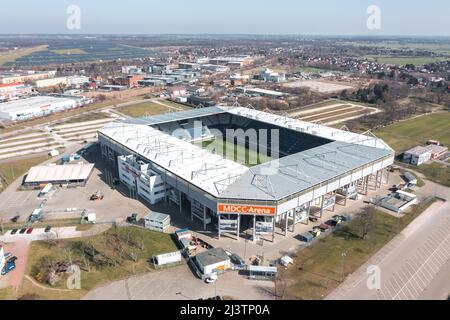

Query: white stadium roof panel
[[98, 106, 394, 201]]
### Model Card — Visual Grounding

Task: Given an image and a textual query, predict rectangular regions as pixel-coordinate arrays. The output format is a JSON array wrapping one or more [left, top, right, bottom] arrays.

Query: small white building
[[144, 212, 171, 232], [193, 248, 231, 277], [258, 68, 286, 83], [403, 146, 431, 166], [118, 155, 167, 205]]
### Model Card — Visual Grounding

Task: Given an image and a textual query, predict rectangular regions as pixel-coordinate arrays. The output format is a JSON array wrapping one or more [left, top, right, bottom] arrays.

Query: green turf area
[[297, 67, 330, 74], [201, 138, 273, 167], [375, 113, 450, 154], [364, 55, 448, 66], [282, 198, 437, 300], [0, 155, 49, 193], [116, 101, 183, 118], [25, 226, 177, 297]]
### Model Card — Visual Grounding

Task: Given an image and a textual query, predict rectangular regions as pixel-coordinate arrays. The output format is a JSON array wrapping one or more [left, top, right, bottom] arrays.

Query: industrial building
[[0, 70, 57, 85], [236, 86, 287, 99], [0, 83, 34, 101], [98, 106, 395, 243], [0, 95, 91, 121], [23, 163, 95, 188]]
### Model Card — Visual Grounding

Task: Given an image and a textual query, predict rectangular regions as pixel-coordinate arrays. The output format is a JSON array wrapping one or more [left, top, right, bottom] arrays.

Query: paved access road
[[327, 199, 450, 300]]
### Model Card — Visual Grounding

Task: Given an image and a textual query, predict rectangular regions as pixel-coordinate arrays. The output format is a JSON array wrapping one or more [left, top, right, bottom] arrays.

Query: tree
[[357, 206, 375, 240]]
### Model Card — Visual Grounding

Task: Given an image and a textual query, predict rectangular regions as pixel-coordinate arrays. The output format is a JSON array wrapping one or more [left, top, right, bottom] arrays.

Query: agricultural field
[[21, 226, 177, 299], [0, 45, 48, 66], [3, 42, 154, 67], [289, 99, 380, 125], [363, 55, 449, 66], [375, 112, 450, 154]]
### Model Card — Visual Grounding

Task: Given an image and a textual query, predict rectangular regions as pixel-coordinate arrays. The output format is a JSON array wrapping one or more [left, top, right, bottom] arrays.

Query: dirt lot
[[284, 80, 354, 93]]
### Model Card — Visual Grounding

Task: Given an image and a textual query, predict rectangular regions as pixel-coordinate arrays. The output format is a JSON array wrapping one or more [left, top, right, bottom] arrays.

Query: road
[[327, 197, 450, 300]]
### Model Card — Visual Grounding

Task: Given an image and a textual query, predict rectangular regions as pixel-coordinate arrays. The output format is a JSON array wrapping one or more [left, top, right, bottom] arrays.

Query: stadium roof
[[25, 164, 95, 184], [99, 106, 394, 201]]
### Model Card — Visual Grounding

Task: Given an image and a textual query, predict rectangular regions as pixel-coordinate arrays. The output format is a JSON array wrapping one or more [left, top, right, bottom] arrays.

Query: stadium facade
[[98, 106, 395, 242]]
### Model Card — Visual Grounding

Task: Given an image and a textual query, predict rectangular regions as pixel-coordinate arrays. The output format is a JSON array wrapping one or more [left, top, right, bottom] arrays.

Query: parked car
[[205, 273, 218, 284], [44, 226, 52, 233], [19, 228, 27, 234], [3, 252, 12, 260], [1, 262, 16, 276], [309, 228, 321, 238], [7, 256, 17, 264], [325, 219, 338, 227], [230, 254, 246, 269], [309, 216, 319, 223], [10, 229, 18, 235], [26, 228, 34, 234], [318, 223, 331, 232]]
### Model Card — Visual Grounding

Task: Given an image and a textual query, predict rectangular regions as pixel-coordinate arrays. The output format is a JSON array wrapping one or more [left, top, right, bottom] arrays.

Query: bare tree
[[357, 206, 375, 239]]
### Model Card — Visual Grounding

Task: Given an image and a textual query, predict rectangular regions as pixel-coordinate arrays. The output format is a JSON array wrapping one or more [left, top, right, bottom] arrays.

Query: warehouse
[[23, 163, 95, 188], [0, 95, 88, 121], [98, 106, 395, 243]]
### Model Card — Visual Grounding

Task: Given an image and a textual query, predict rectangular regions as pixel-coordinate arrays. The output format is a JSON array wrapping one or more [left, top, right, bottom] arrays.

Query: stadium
[[98, 106, 395, 242]]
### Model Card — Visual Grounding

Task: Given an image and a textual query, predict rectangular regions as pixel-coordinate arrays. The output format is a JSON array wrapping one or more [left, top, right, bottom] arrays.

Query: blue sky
[[0, 0, 449, 36]]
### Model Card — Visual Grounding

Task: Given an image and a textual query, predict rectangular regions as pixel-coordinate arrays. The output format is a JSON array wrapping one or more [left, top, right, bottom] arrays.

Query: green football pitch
[[200, 138, 273, 167]]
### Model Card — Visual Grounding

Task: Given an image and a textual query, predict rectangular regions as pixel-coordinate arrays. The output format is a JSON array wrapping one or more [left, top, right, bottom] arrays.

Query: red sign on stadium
[[218, 204, 276, 215]]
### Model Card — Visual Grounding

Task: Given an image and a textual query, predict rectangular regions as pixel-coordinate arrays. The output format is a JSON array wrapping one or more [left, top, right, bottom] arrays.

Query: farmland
[[3, 42, 154, 67], [363, 55, 448, 66]]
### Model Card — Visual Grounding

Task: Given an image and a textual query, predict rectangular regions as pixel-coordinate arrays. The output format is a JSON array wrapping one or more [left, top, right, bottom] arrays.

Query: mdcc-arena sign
[[218, 204, 276, 216]]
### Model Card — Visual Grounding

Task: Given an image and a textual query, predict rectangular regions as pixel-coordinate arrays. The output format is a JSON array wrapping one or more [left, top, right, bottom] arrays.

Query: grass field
[[22, 226, 177, 299], [375, 113, 450, 153], [0, 155, 49, 192], [297, 67, 330, 74], [283, 198, 437, 300], [364, 55, 448, 66], [117, 102, 178, 118], [202, 138, 273, 167]]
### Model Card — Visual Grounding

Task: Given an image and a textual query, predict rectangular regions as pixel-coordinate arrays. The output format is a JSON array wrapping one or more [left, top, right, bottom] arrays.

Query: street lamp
[[341, 251, 347, 282]]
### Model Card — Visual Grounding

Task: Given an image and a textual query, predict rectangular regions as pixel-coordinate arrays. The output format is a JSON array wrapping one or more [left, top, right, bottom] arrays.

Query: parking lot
[[84, 264, 274, 300]]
